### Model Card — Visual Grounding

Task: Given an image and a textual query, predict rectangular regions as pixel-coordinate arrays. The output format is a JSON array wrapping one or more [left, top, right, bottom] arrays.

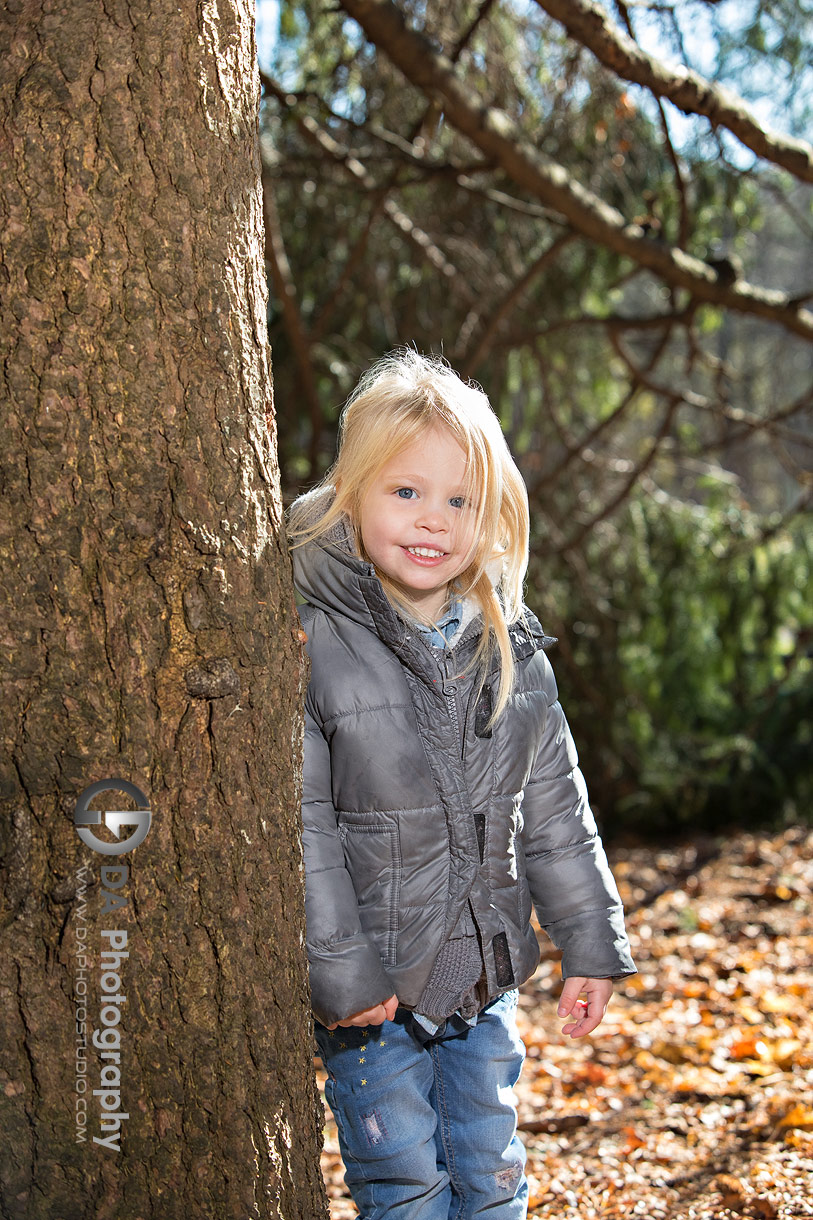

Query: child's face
[[357, 427, 476, 620]]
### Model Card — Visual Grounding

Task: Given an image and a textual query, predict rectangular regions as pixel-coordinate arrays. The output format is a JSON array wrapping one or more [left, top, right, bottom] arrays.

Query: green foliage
[[261, 0, 813, 837], [530, 490, 813, 838], [712, 0, 813, 139]]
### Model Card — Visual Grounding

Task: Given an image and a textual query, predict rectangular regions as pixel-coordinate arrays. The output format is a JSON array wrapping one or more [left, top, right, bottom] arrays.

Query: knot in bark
[[184, 658, 240, 699]]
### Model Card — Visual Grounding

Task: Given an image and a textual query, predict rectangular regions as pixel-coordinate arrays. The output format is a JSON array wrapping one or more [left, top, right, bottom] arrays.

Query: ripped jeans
[[314, 990, 527, 1220]]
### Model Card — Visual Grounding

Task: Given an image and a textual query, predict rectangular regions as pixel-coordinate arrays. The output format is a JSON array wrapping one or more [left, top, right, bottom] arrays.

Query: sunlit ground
[[318, 828, 813, 1219]]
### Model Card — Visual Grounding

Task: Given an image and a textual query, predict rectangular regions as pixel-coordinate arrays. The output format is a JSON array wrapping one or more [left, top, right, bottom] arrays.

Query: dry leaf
[[776, 1102, 813, 1131], [714, 1173, 748, 1211], [621, 1125, 646, 1152]]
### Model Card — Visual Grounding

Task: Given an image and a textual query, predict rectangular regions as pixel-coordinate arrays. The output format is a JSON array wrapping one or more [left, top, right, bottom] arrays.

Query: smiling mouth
[[404, 546, 447, 559]]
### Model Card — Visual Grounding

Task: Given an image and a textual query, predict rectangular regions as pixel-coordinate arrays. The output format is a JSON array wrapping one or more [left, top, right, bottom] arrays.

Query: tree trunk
[[0, 2, 328, 1217]]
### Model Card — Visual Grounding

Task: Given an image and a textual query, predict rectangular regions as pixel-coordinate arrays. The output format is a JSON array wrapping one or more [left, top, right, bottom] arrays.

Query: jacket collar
[[507, 613, 557, 661]]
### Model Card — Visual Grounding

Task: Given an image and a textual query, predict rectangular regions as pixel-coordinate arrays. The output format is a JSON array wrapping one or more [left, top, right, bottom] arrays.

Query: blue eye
[[396, 488, 416, 499], [449, 496, 466, 509]]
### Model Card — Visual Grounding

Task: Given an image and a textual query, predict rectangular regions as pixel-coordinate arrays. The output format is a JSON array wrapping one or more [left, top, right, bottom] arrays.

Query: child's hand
[[558, 976, 613, 1038], [326, 994, 399, 1031]]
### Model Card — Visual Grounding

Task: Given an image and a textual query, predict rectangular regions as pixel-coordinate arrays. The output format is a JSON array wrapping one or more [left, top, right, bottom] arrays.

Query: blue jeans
[[315, 991, 528, 1220]]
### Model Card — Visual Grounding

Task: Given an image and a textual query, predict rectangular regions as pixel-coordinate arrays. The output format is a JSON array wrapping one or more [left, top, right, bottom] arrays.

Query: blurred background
[[255, 0, 812, 840]]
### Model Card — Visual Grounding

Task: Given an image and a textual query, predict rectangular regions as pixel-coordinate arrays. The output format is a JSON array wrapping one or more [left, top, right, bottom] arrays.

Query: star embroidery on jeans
[[362, 1029, 369, 1037], [361, 1079, 367, 1086], [327, 1030, 334, 1037], [358, 1056, 366, 1064], [339, 1042, 347, 1049], [379, 1040, 386, 1047], [360, 1044, 367, 1051]]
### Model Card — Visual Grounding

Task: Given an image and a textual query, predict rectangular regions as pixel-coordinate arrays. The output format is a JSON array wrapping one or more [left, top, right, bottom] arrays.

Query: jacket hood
[[290, 485, 383, 636]]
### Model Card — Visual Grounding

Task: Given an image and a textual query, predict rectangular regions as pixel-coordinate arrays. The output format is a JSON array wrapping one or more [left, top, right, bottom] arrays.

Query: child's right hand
[[326, 994, 399, 1031]]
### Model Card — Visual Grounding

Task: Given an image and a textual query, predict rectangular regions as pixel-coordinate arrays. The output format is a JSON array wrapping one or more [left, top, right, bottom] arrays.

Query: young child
[[288, 350, 635, 1219]]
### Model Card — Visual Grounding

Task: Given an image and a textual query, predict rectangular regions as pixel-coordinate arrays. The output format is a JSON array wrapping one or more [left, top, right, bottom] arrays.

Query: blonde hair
[[289, 349, 530, 722]]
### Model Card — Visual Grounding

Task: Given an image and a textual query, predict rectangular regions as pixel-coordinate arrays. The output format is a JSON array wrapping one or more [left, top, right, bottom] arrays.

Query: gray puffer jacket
[[293, 500, 635, 1028]]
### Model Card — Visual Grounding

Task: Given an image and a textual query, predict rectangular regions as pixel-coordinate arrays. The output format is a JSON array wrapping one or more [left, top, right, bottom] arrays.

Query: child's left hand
[[557, 976, 613, 1038]]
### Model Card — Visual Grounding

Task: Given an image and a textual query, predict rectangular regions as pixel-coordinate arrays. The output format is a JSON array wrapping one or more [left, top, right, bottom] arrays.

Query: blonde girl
[[289, 349, 634, 1220]]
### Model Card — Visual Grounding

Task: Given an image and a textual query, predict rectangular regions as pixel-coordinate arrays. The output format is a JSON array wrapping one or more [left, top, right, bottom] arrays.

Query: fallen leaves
[[774, 1101, 813, 1132], [317, 826, 813, 1219]]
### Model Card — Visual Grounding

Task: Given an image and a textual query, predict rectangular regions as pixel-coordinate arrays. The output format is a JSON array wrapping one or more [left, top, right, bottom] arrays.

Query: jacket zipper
[[443, 654, 464, 759]]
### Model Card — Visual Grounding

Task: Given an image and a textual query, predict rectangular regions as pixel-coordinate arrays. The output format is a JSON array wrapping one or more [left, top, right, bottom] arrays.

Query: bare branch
[[613, 1, 690, 250], [311, 210, 379, 344], [534, 0, 813, 184], [558, 397, 680, 552], [264, 83, 491, 173], [458, 233, 577, 374], [261, 172, 323, 476], [609, 331, 813, 450], [455, 176, 565, 222], [262, 73, 466, 287], [752, 485, 813, 543], [451, 0, 498, 58], [537, 383, 640, 488], [337, 0, 813, 340], [492, 306, 696, 350]]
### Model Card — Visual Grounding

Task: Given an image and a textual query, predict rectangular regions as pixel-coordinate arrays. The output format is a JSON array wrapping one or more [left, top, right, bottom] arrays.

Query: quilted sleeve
[[302, 705, 397, 1026], [520, 655, 636, 980]]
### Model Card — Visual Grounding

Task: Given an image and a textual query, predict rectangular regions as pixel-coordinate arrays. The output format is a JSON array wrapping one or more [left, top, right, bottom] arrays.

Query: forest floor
[[316, 825, 813, 1220]]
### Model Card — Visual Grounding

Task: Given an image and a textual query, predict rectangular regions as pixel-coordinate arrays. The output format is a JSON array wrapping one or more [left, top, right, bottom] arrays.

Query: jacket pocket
[[338, 820, 401, 967]]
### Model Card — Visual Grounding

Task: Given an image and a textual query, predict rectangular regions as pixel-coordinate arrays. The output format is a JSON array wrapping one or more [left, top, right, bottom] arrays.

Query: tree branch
[[534, 0, 813, 185], [535, 383, 639, 490], [337, 0, 813, 340], [612, 0, 690, 250], [458, 232, 577, 374], [263, 71, 467, 289], [558, 396, 680, 553], [609, 331, 813, 451], [261, 172, 323, 477], [312, 208, 380, 344]]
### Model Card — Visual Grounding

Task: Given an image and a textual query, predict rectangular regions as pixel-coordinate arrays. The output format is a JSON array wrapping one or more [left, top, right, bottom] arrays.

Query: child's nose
[[416, 502, 450, 530]]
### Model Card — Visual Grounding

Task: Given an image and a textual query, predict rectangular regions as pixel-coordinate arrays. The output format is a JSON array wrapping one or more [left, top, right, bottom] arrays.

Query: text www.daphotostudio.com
[[72, 779, 152, 1151]]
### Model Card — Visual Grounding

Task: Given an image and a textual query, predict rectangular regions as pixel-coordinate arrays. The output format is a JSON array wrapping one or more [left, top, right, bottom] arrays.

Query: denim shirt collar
[[415, 595, 463, 649]]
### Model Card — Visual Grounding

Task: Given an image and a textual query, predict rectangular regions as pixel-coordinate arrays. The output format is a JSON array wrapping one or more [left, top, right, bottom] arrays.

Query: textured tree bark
[[0, 2, 328, 1217]]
